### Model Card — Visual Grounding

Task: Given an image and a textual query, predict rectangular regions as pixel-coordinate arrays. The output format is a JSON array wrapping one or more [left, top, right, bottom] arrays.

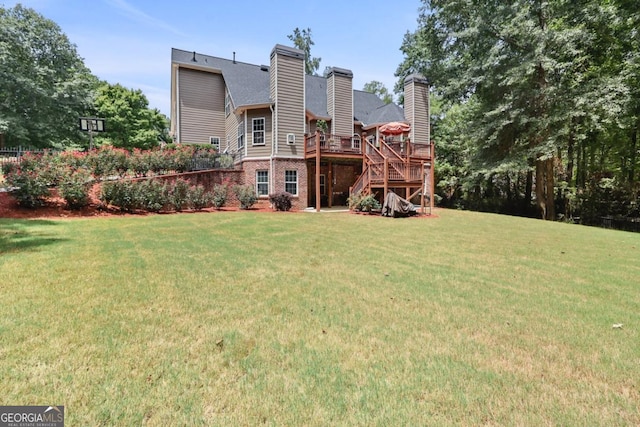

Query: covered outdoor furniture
[[381, 191, 417, 217]]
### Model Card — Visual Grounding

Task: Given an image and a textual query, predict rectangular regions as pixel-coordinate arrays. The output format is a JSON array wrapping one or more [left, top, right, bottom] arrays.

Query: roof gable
[[172, 47, 404, 125]]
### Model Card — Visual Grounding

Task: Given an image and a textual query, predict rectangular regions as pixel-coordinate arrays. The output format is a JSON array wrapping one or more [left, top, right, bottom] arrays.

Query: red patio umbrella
[[378, 121, 411, 135]]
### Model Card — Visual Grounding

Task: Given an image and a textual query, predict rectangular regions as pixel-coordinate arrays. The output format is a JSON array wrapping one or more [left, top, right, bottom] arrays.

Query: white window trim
[[252, 117, 266, 146], [237, 122, 245, 149], [210, 136, 220, 150], [285, 170, 298, 196], [225, 93, 231, 117], [256, 170, 269, 197], [287, 133, 295, 145], [352, 134, 361, 149]]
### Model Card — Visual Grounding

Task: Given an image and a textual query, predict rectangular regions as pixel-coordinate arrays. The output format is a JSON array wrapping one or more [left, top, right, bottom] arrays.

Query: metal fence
[[0, 146, 57, 166]]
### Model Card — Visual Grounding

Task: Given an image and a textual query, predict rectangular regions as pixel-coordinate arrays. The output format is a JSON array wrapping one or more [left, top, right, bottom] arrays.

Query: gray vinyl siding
[[178, 68, 225, 144], [330, 75, 353, 137], [271, 52, 305, 158], [246, 108, 272, 158], [404, 83, 415, 140]]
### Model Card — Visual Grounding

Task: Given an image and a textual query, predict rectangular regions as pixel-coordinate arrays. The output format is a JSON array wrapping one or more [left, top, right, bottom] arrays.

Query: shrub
[[188, 185, 212, 211], [358, 194, 382, 212], [138, 179, 168, 212], [234, 184, 258, 209], [5, 169, 49, 208], [89, 146, 129, 178], [100, 180, 139, 212], [269, 192, 293, 211], [59, 169, 93, 209], [218, 154, 234, 169], [211, 183, 228, 209], [348, 191, 381, 212], [1, 161, 18, 176], [168, 178, 191, 211], [129, 149, 151, 177]]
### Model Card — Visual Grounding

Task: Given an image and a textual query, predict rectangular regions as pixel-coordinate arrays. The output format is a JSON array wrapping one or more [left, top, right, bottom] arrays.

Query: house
[[170, 44, 433, 212]]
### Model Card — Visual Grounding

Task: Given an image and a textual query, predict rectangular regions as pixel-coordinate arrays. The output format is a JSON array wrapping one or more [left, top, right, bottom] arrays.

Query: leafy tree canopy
[[0, 4, 96, 148], [287, 27, 321, 75], [363, 81, 393, 104], [94, 82, 169, 150]]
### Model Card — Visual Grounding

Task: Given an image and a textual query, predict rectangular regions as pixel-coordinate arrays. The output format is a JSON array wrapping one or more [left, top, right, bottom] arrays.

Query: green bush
[[100, 180, 139, 212], [269, 192, 293, 211], [348, 191, 381, 212], [169, 178, 191, 211], [234, 184, 258, 209], [59, 169, 93, 209], [218, 154, 234, 169], [211, 183, 229, 209], [5, 169, 49, 208], [138, 179, 168, 212], [188, 185, 212, 211]]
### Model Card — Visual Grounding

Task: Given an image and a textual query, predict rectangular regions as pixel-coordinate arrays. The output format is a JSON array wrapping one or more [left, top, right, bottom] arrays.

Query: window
[[210, 136, 220, 150], [287, 133, 295, 145], [256, 170, 269, 196], [237, 123, 244, 149], [253, 118, 265, 145], [285, 170, 298, 195], [319, 174, 326, 195], [352, 134, 361, 150], [319, 133, 326, 148], [225, 93, 231, 116]]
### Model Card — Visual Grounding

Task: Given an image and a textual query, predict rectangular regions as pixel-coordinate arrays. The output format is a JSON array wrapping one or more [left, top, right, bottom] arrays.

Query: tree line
[[0, 5, 168, 151], [395, 0, 639, 222]]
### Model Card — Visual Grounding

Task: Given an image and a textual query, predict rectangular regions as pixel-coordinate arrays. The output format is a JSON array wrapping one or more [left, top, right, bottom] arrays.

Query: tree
[[94, 83, 169, 150], [363, 81, 393, 104], [0, 5, 95, 148], [287, 27, 321, 75], [397, 0, 633, 220]]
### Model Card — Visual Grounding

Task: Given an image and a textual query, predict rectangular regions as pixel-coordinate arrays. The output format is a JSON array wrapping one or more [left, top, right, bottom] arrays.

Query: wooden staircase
[[350, 139, 434, 213]]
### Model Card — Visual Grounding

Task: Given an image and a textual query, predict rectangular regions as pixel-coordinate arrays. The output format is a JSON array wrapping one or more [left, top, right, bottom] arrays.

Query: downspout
[[175, 66, 180, 143], [270, 103, 276, 198]]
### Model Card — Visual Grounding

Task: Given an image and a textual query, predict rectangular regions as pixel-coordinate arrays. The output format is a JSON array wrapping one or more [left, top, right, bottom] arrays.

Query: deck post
[[383, 158, 389, 202], [315, 130, 321, 212], [328, 160, 333, 208], [420, 162, 425, 214], [430, 140, 435, 213]]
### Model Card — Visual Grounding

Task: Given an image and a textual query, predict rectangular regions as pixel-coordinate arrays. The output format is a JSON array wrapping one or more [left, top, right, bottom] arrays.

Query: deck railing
[[305, 133, 363, 156]]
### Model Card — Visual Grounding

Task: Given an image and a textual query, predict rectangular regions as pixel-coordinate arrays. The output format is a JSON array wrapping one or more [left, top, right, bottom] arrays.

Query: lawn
[[1, 209, 638, 426]]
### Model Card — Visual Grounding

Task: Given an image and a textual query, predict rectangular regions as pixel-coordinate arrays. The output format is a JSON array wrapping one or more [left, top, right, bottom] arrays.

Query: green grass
[[1, 209, 639, 426]]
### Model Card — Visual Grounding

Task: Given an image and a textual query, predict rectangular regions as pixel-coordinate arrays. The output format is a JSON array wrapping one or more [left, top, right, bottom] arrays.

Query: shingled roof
[[172, 48, 405, 126]]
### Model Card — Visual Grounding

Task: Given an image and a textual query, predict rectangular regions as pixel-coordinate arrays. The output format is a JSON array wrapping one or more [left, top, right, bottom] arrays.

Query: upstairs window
[[253, 118, 265, 145], [210, 136, 220, 150], [237, 123, 244, 149], [225, 93, 231, 116], [352, 134, 361, 150]]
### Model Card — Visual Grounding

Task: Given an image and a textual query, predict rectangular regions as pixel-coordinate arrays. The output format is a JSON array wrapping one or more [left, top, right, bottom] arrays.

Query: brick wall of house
[[241, 159, 271, 209], [242, 158, 308, 210], [273, 158, 308, 210]]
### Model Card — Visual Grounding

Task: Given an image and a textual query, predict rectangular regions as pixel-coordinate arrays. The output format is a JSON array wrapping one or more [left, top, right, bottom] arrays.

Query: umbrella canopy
[[379, 121, 411, 135]]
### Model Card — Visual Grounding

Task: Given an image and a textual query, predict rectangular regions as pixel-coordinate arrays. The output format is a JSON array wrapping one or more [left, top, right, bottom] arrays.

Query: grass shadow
[[0, 219, 68, 255]]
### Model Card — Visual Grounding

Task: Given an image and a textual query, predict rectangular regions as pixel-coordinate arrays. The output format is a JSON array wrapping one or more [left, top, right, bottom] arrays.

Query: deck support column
[[430, 140, 436, 213], [315, 130, 321, 212], [328, 161, 333, 208], [383, 158, 389, 202]]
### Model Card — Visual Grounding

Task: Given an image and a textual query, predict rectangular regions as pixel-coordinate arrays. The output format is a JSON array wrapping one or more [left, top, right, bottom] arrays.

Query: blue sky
[[4, 0, 422, 116]]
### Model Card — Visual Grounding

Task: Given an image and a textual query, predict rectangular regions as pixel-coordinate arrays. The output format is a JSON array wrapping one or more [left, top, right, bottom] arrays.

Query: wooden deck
[[306, 132, 435, 213]]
